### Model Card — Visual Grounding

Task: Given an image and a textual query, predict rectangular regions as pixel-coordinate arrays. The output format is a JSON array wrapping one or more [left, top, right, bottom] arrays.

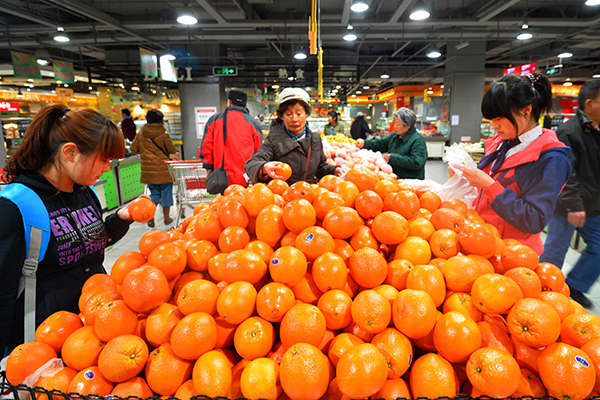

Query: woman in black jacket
[[350, 111, 374, 140], [245, 88, 342, 184]]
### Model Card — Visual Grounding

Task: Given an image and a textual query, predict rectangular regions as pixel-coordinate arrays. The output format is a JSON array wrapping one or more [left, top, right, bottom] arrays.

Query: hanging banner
[[52, 59, 76, 83], [11, 51, 42, 79], [195, 107, 217, 139], [159, 57, 177, 83], [139, 47, 158, 78]]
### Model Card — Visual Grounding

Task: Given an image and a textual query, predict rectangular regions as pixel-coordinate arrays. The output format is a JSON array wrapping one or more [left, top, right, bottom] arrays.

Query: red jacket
[[474, 129, 570, 254], [200, 106, 263, 187]]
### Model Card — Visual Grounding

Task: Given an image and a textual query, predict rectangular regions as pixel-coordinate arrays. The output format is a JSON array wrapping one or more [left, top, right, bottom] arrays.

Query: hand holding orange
[[129, 197, 156, 223], [277, 163, 293, 181]]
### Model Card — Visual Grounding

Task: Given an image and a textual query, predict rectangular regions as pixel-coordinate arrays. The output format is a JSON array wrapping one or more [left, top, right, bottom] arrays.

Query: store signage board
[[213, 67, 238, 76], [56, 88, 74, 98], [195, 107, 217, 139], [139, 47, 158, 78], [160, 58, 178, 83], [502, 62, 537, 77], [53, 60, 75, 83], [0, 101, 20, 112], [11, 51, 42, 79]]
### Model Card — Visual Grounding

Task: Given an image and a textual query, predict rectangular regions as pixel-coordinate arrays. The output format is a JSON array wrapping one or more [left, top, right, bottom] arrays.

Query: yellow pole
[[318, 46, 324, 102]]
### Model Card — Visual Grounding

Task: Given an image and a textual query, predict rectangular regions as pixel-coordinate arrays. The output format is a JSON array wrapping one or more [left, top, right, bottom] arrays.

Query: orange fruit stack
[[6, 171, 597, 400]]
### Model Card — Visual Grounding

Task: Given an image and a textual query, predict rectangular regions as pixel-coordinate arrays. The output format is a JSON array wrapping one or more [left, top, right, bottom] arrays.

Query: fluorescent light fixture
[[294, 50, 307, 60], [343, 32, 357, 41], [272, 84, 280, 89], [553, 64, 564, 68], [563, 81, 573, 86], [161, 54, 176, 61], [356, 90, 362, 94], [455, 41, 469, 50], [593, 71, 600, 78], [363, 85, 370, 89], [427, 48, 441, 58], [586, 0, 600, 5], [409, 0, 430, 20], [351, 1, 369, 12], [380, 72, 390, 79], [53, 26, 69, 42], [351, 94, 357, 97], [177, 14, 198, 25], [517, 30, 533, 40], [558, 49, 573, 58]]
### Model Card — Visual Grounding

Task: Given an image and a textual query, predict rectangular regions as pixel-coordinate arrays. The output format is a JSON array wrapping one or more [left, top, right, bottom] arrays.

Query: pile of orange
[[7, 169, 600, 400]]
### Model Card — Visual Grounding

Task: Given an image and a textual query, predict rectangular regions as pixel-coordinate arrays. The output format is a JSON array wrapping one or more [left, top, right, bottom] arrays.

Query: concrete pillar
[[444, 41, 486, 144], [179, 83, 225, 160]]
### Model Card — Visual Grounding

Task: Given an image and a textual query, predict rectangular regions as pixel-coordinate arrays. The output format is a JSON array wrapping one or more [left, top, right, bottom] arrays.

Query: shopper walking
[[130, 109, 178, 227], [540, 80, 600, 307], [323, 110, 349, 137], [245, 87, 342, 184], [120, 108, 136, 141], [350, 111, 373, 140], [356, 107, 427, 179], [0, 103, 133, 353], [200, 90, 263, 188], [460, 73, 571, 255]]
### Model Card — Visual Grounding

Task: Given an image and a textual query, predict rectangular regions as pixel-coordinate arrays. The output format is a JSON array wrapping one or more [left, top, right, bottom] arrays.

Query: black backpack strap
[[149, 137, 170, 158], [219, 110, 228, 169]]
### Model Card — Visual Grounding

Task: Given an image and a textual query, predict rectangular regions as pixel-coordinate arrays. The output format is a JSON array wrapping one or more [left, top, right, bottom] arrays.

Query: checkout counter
[[98, 155, 145, 211]]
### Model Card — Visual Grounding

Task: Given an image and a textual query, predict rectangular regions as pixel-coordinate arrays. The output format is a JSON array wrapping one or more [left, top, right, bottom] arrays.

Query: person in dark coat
[[120, 108, 137, 141], [540, 79, 600, 308], [350, 111, 373, 140], [245, 88, 342, 184]]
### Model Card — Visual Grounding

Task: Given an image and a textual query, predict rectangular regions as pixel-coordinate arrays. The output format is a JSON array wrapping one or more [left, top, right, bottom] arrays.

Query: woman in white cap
[[245, 88, 343, 184]]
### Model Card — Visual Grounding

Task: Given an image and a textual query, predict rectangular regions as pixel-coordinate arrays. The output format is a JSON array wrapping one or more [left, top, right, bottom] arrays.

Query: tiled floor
[[103, 160, 600, 314]]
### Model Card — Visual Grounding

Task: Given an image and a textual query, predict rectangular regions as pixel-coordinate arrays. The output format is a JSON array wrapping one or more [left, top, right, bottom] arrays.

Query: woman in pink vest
[[461, 73, 572, 254]]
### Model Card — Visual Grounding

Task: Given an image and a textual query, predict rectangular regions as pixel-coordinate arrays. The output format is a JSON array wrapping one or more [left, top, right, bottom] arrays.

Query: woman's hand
[[356, 139, 365, 149], [262, 161, 285, 180], [461, 168, 495, 189], [118, 194, 152, 221], [383, 153, 390, 163], [334, 167, 343, 177]]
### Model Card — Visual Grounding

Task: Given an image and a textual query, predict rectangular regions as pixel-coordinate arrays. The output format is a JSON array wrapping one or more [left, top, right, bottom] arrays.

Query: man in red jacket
[[200, 90, 263, 187]]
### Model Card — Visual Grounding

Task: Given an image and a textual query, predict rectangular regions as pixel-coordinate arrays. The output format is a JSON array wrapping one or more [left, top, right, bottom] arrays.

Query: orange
[[539, 291, 575, 321], [336, 343, 388, 399], [176, 279, 219, 315], [318, 175, 343, 191], [224, 184, 246, 196], [170, 312, 217, 360], [256, 282, 296, 323], [110, 376, 154, 398], [326, 378, 351, 400], [433, 311, 482, 363], [581, 338, 600, 393], [174, 379, 199, 400], [478, 320, 514, 355], [458, 223, 496, 257], [219, 249, 267, 284], [255, 204, 286, 247], [282, 198, 317, 234], [269, 246, 308, 287], [349, 247, 388, 288], [213, 316, 237, 349], [295, 226, 335, 261], [216, 281, 257, 325], [507, 298, 561, 348], [33, 366, 78, 400], [439, 198, 469, 214], [67, 366, 114, 396], [5, 342, 57, 385], [328, 333, 364, 368], [145, 303, 184, 348], [121, 265, 170, 313], [371, 328, 413, 379], [275, 163, 292, 181], [193, 212, 224, 242], [344, 168, 378, 192], [392, 289, 437, 339], [351, 290, 391, 334], [419, 191, 442, 213], [504, 267, 542, 299], [409, 353, 460, 398], [443, 292, 482, 322], [406, 263, 446, 307], [173, 271, 205, 298], [312, 252, 347, 292], [148, 242, 187, 279], [466, 347, 521, 398], [35, 310, 83, 353], [383, 190, 420, 220], [441, 255, 482, 292], [268, 179, 289, 195], [145, 343, 194, 395], [332, 239, 354, 265], [313, 191, 345, 220], [61, 326, 105, 371], [536, 262, 566, 292], [333, 180, 360, 208], [374, 179, 398, 200], [244, 240, 274, 263], [192, 350, 232, 398], [280, 303, 326, 348], [243, 183, 275, 217], [471, 273, 523, 314], [185, 240, 218, 272], [371, 377, 412, 400], [287, 181, 316, 203], [394, 236, 431, 266], [561, 312, 600, 348], [291, 273, 323, 305], [370, 211, 409, 245], [128, 197, 156, 222], [512, 368, 547, 397], [280, 343, 330, 400], [322, 206, 363, 239], [354, 190, 383, 220], [241, 358, 281, 400], [217, 226, 250, 253], [234, 316, 275, 360], [94, 299, 138, 342], [430, 208, 465, 233], [385, 259, 413, 290], [511, 336, 542, 375], [408, 216, 436, 241], [81, 289, 122, 325], [317, 289, 353, 330], [98, 334, 148, 383], [110, 251, 147, 285], [81, 274, 117, 294], [349, 225, 378, 251], [139, 230, 172, 257], [501, 244, 539, 271], [429, 228, 459, 259], [538, 342, 595, 400]]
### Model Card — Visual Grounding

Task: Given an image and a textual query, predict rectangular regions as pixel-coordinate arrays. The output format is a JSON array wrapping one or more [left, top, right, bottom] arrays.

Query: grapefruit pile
[[7, 168, 600, 400]]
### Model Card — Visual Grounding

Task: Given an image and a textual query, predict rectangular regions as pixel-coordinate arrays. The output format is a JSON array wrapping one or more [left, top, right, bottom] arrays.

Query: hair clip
[[61, 108, 71, 119], [526, 74, 538, 86]]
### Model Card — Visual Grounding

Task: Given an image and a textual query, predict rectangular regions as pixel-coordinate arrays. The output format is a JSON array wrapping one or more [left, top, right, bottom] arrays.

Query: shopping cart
[[165, 160, 216, 226]]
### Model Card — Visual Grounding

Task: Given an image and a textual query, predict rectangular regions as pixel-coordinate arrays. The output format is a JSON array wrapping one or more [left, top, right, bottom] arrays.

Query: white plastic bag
[[0, 358, 64, 400], [439, 144, 479, 207]]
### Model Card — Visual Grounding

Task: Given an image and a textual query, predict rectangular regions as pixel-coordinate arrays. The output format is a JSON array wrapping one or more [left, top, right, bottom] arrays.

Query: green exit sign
[[213, 67, 238, 76], [546, 67, 561, 76], [368, 96, 379, 100]]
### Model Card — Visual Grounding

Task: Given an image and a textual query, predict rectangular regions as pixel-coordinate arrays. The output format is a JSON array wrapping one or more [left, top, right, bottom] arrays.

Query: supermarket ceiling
[[0, 0, 599, 95]]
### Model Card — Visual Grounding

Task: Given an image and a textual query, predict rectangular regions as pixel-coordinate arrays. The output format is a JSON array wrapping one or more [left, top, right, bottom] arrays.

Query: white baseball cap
[[278, 87, 311, 105]]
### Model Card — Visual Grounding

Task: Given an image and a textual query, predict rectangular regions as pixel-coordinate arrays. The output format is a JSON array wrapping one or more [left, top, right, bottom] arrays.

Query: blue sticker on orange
[[84, 370, 95, 380], [272, 258, 279, 265], [306, 233, 314, 242], [576, 356, 590, 368]]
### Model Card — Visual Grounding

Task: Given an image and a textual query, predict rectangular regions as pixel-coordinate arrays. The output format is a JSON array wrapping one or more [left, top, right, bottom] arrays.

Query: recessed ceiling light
[[177, 15, 198, 25]]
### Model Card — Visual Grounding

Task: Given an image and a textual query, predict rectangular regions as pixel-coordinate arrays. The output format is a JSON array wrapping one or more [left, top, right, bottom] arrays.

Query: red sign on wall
[[0, 101, 20, 112], [503, 62, 537, 77]]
